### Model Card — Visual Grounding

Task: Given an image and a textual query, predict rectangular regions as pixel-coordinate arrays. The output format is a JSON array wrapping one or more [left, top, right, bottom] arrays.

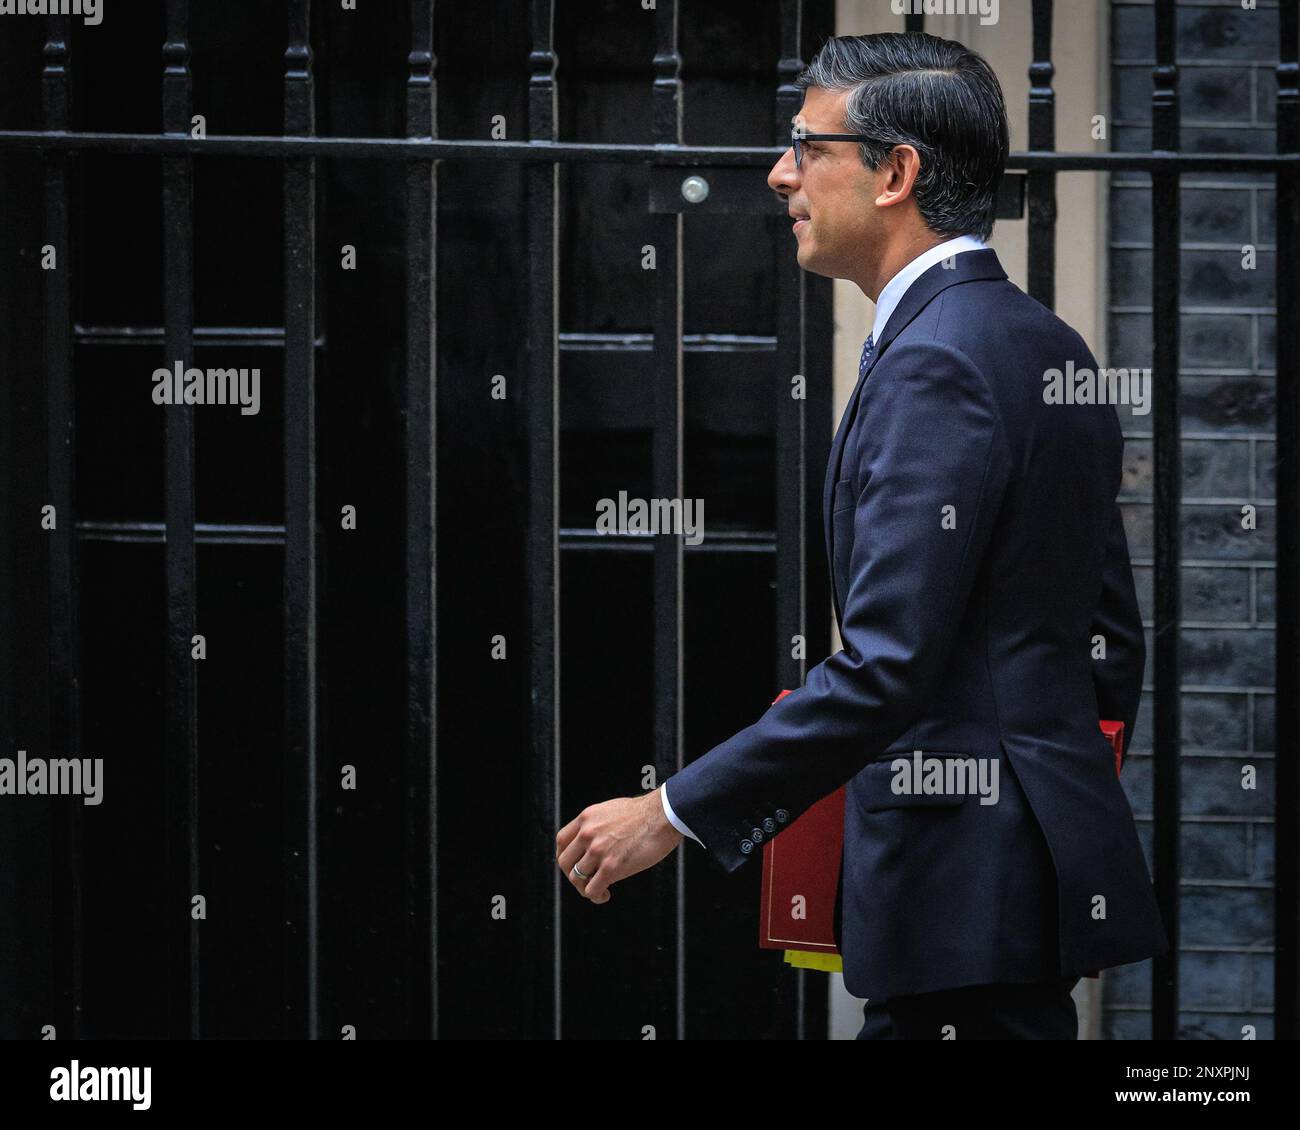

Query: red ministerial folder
[[758, 688, 1126, 971]]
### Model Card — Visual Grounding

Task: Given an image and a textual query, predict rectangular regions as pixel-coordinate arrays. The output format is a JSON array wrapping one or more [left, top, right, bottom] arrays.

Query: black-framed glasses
[[791, 130, 884, 169]]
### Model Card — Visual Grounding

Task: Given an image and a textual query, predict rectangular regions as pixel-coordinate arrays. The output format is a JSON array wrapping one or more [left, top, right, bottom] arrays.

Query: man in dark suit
[[556, 31, 1168, 1039]]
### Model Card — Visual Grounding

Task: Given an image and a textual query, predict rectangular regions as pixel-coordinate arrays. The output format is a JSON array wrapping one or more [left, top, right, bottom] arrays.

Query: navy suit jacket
[[665, 247, 1170, 1002]]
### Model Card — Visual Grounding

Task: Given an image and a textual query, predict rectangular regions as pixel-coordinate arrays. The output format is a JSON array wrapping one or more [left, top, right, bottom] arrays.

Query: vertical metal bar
[[282, 0, 318, 1040], [41, 11, 83, 1041], [526, 0, 561, 1041], [775, 0, 811, 1041], [1274, 0, 1300, 1042], [1150, 0, 1182, 1042], [162, 0, 199, 1041], [651, 0, 685, 1043], [405, 0, 438, 1040], [1027, 0, 1056, 309]]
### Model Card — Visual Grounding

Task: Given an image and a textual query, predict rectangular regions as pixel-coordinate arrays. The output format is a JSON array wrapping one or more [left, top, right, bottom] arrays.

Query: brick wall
[[1106, 0, 1279, 1039]]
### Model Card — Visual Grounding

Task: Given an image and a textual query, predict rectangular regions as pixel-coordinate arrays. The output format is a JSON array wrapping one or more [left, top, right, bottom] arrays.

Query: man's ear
[[875, 144, 922, 209]]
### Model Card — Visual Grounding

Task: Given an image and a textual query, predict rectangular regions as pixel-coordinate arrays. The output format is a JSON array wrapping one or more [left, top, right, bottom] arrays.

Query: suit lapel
[[821, 249, 1008, 631], [821, 342, 883, 600]]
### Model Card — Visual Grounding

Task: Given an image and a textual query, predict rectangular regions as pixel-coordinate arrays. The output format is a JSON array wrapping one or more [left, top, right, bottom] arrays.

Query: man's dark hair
[[795, 32, 1009, 241]]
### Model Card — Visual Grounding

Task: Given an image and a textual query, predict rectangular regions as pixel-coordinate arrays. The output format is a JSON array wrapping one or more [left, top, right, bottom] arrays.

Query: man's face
[[768, 86, 879, 282]]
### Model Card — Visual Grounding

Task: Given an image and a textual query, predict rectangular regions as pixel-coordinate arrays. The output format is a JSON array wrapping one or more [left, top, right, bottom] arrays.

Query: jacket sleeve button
[[739, 839, 754, 854], [774, 809, 789, 824]]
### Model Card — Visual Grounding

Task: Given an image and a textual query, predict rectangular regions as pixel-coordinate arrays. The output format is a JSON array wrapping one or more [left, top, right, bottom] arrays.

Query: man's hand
[[556, 787, 684, 904]]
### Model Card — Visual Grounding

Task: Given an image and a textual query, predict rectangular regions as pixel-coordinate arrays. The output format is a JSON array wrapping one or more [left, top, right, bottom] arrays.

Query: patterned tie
[[858, 333, 876, 379]]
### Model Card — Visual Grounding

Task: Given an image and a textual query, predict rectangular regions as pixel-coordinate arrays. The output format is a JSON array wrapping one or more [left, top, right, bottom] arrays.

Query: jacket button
[[775, 809, 789, 824], [762, 818, 776, 834], [739, 839, 754, 854], [750, 828, 764, 843]]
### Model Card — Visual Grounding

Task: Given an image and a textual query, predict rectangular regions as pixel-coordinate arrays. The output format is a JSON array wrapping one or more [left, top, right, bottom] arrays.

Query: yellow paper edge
[[783, 949, 843, 972]]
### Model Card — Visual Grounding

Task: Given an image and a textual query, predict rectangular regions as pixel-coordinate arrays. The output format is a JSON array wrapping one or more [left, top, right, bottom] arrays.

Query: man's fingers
[[555, 812, 583, 856], [557, 843, 590, 892], [557, 833, 609, 900], [558, 837, 616, 903], [582, 860, 617, 903], [555, 799, 639, 903], [556, 815, 591, 873]]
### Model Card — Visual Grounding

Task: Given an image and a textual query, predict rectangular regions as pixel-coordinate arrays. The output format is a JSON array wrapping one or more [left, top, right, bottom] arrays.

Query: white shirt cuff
[[660, 783, 703, 846]]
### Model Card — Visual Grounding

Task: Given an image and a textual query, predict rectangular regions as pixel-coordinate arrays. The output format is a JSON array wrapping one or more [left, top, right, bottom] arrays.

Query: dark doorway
[[0, 0, 838, 1039]]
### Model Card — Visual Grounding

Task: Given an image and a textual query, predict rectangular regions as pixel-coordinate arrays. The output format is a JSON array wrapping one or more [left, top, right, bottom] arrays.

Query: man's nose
[[767, 147, 798, 194]]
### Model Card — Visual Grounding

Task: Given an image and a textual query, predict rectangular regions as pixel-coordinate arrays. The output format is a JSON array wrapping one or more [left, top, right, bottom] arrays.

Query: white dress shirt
[[660, 231, 989, 848]]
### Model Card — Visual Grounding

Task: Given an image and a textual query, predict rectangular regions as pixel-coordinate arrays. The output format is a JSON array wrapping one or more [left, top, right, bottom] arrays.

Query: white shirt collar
[[869, 233, 987, 346]]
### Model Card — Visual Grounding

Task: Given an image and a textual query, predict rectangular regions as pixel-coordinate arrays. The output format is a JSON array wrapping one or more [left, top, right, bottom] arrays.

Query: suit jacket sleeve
[[1089, 495, 1146, 763], [665, 340, 1012, 874]]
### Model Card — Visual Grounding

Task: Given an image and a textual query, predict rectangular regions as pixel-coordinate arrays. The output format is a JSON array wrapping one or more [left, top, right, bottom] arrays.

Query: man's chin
[[795, 245, 835, 279]]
